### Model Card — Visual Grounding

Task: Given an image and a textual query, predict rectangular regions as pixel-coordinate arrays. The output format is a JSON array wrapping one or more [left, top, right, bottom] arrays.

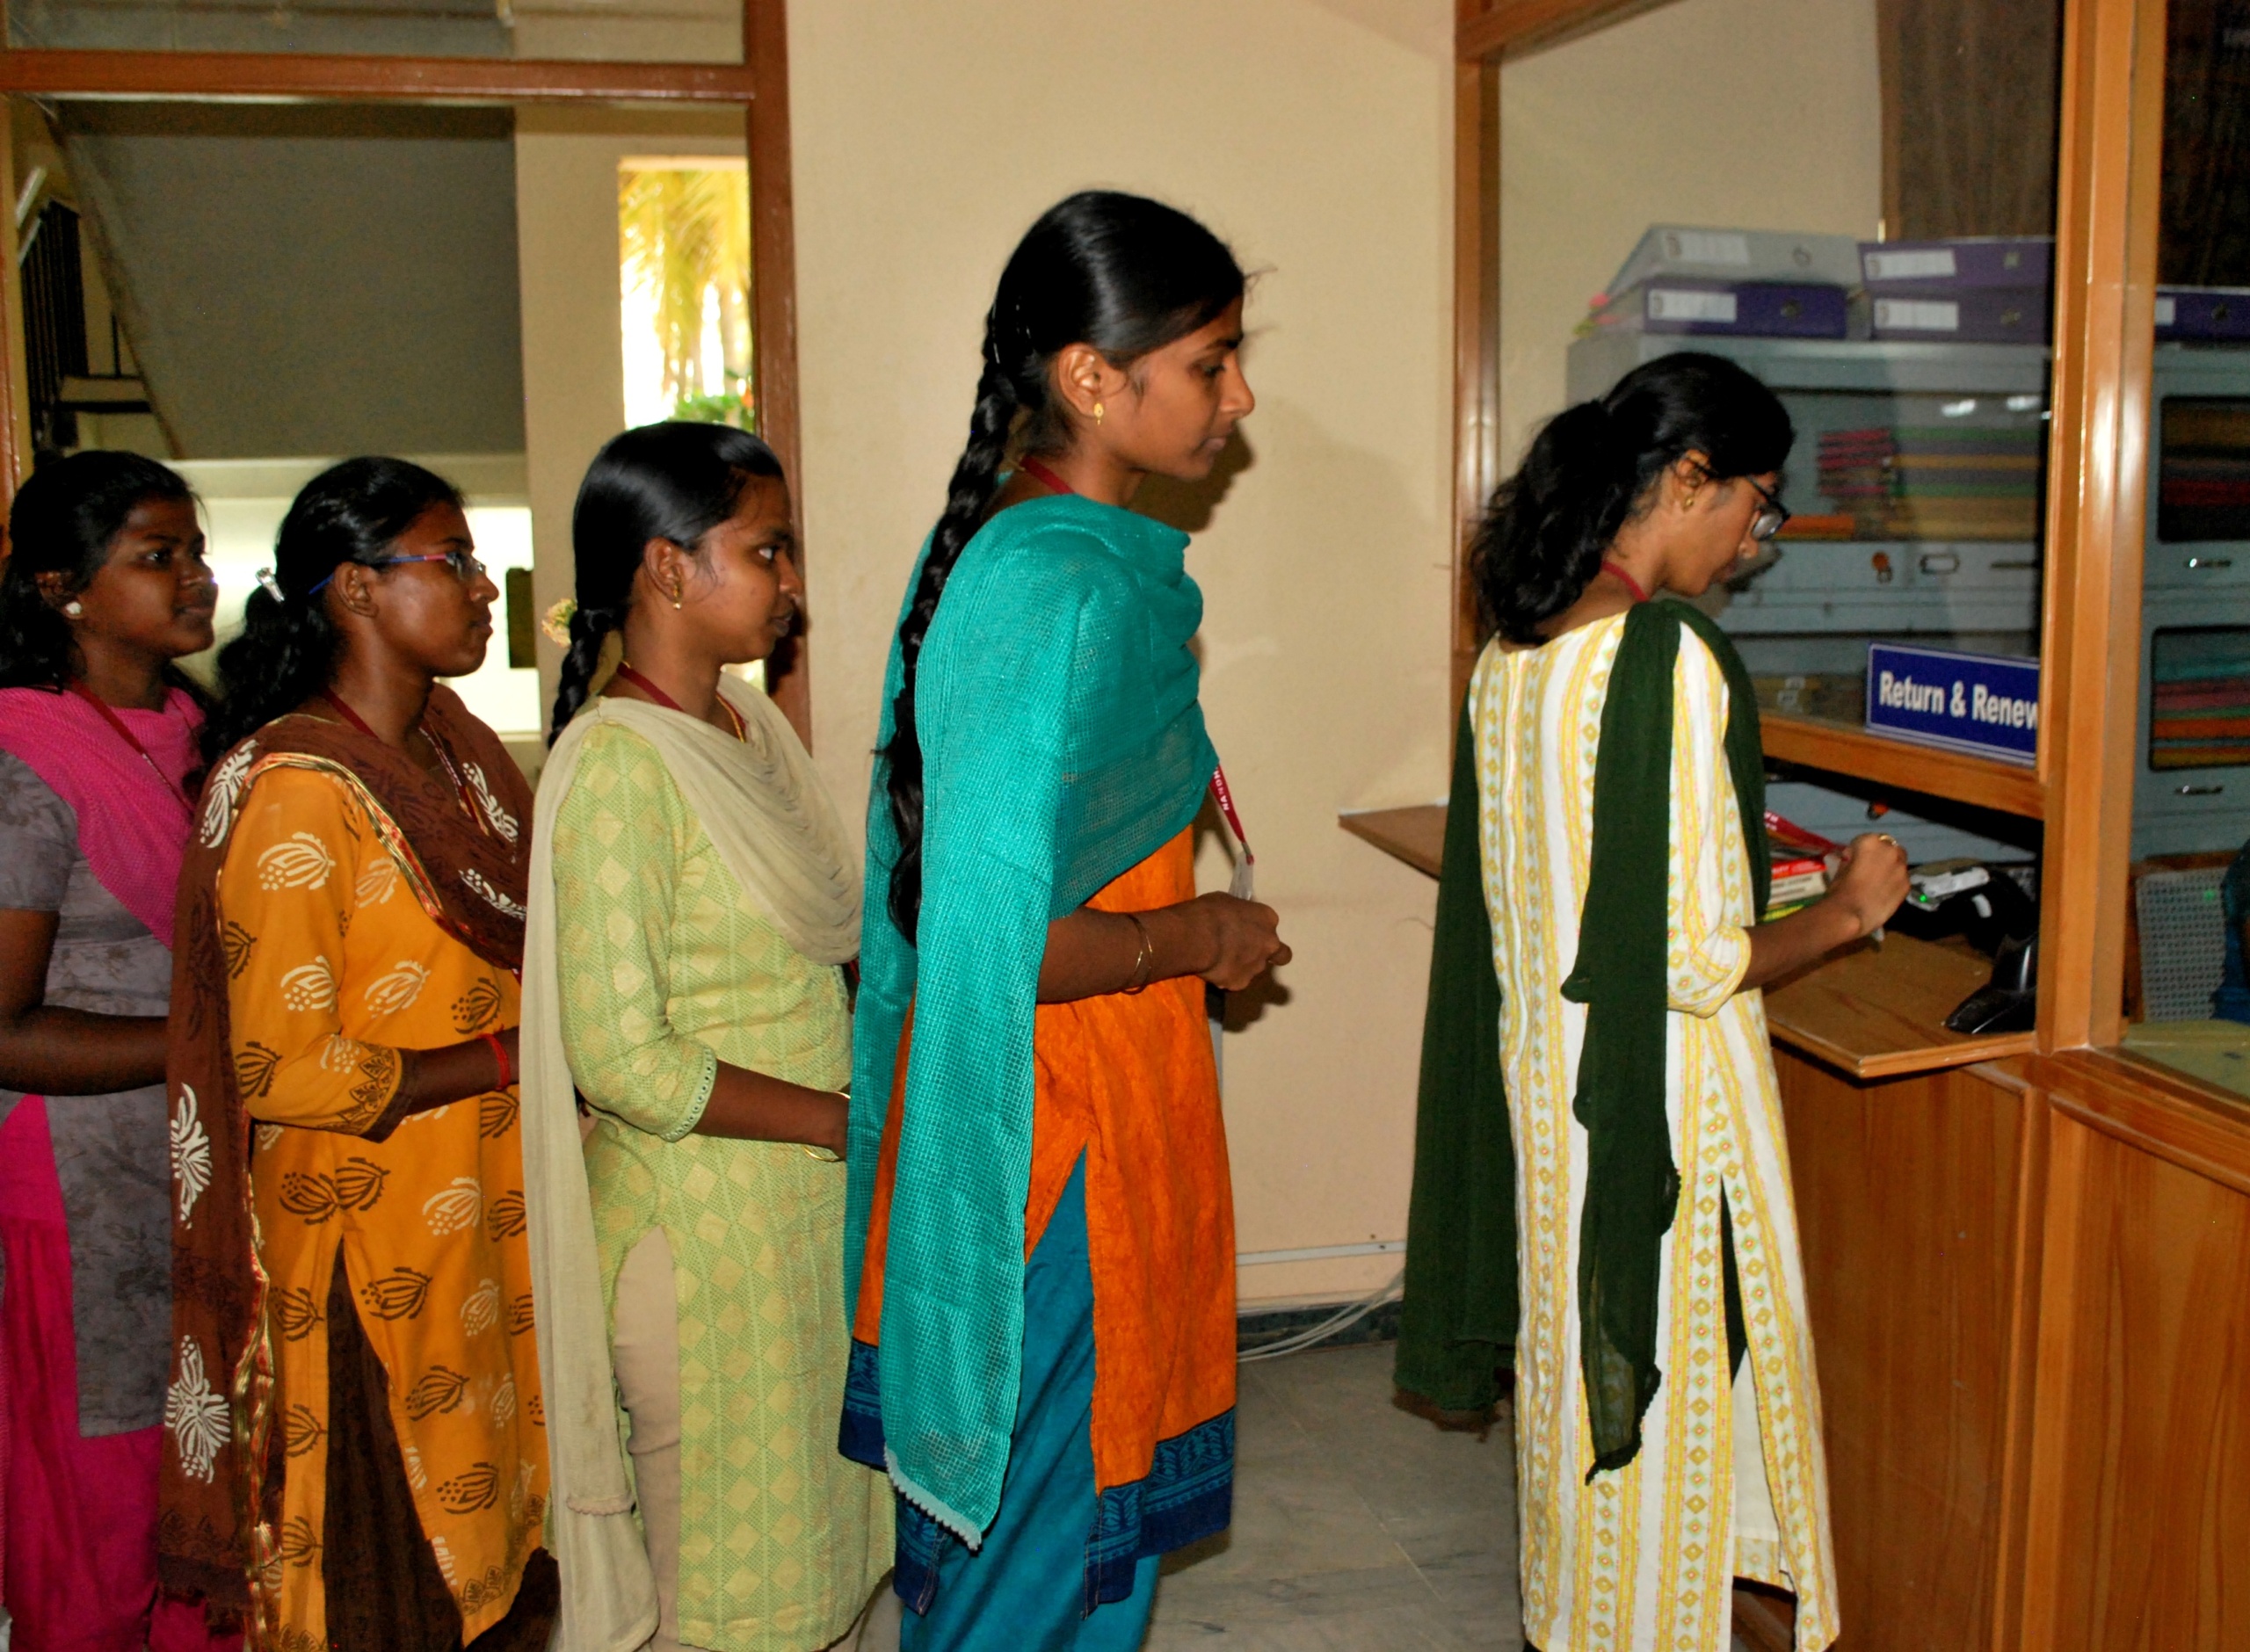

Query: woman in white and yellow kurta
[[1464, 353, 1908, 1652]]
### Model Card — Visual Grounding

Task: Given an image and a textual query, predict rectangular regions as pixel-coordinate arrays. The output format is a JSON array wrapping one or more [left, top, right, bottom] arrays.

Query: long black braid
[[880, 190, 1245, 943]]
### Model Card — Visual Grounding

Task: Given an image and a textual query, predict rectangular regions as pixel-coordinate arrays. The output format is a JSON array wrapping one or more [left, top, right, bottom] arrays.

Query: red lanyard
[[68, 683, 190, 811], [613, 663, 745, 740], [1018, 455, 1075, 495], [1208, 765, 1253, 866], [320, 688, 383, 742], [1600, 560, 1652, 604]]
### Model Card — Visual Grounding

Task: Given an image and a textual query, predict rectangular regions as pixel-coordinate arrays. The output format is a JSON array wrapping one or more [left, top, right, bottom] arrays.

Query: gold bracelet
[[1122, 911, 1155, 995], [803, 1089, 850, 1161]]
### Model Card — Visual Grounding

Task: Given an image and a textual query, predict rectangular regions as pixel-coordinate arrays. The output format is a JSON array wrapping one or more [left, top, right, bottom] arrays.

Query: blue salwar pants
[[897, 1159, 1160, 1651]]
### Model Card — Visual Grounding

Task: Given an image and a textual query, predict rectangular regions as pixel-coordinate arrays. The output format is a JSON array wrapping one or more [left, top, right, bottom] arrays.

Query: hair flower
[[541, 597, 578, 646]]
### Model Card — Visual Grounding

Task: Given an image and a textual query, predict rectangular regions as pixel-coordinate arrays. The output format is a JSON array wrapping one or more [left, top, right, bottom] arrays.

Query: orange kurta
[[854, 828, 1235, 1498], [218, 764, 546, 1647]]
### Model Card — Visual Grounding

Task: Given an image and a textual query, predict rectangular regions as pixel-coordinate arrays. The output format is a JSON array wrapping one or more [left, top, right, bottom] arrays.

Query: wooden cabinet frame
[[1450, 0, 2166, 1056], [1456, 4, 2250, 1643], [0, 1, 814, 745]]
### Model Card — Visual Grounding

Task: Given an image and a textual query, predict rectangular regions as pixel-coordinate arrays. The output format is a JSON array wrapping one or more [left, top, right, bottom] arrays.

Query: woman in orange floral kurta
[[163, 458, 549, 1650], [218, 756, 545, 1645]]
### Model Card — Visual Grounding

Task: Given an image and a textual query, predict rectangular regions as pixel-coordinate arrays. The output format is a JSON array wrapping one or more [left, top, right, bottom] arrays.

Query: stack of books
[[2158, 399, 2250, 542], [1581, 225, 1859, 342], [2148, 628, 2250, 771], [1815, 424, 2043, 540], [1861, 237, 2053, 344], [1767, 851, 1831, 920], [1763, 810, 1840, 921]]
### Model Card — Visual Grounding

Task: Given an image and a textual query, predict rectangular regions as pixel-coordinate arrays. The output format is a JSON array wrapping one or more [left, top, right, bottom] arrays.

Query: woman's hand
[[1825, 833, 1911, 939], [1038, 894, 1292, 1003], [692, 1066, 847, 1154], [1180, 893, 1292, 991], [1738, 832, 1912, 992]]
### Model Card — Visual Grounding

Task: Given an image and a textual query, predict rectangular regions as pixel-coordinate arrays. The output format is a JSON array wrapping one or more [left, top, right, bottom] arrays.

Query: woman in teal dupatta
[[842, 192, 1290, 1651]]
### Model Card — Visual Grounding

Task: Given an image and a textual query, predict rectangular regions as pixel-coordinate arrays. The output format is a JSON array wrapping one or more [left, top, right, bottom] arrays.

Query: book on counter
[[2157, 287, 2250, 342], [1763, 811, 1842, 921], [1767, 852, 1832, 917], [1588, 278, 1848, 339], [1859, 236, 2053, 289], [1607, 224, 1863, 295], [1869, 288, 2050, 344]]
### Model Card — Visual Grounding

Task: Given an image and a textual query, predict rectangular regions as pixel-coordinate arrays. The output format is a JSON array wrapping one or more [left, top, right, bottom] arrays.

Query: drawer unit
[[2143, 540, 2250, 591], [1722, 540, 2038, 637]]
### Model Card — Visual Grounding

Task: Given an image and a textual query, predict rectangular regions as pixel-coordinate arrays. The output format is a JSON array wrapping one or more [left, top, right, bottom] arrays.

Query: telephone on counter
[[1867, 857, 2043, 1033], [1943, 931, 2037, 1035]]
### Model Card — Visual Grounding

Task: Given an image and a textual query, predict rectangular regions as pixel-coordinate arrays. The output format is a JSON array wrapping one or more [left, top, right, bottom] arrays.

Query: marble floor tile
[[1143, 1342, 1756, 1652], [1147, 1344, 1522, 1648]]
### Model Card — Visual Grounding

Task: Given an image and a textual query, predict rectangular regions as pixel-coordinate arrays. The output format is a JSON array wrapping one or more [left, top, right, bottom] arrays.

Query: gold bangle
[[1122, 911, 1155, 995], [804, 1089, 850, 1160]]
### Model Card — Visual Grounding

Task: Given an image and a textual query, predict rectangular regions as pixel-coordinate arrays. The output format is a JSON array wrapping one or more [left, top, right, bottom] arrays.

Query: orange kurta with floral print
[[218, 764, 545, 1646]]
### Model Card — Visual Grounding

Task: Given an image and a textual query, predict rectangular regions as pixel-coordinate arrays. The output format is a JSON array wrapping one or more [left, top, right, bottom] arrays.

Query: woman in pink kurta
[[0, 451, 233, 1652]]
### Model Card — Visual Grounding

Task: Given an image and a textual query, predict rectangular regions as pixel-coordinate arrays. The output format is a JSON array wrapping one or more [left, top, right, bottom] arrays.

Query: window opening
[[619, 157, 752, 431]]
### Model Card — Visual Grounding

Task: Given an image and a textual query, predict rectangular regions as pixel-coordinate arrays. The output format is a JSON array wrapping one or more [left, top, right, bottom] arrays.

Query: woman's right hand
[[1187, 892, 1291, 991], [1824, 833, 1911, 939]]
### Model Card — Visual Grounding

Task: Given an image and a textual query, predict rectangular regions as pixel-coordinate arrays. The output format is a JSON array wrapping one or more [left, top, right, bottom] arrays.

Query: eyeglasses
[[306, 549, 487, 596], [1747, 477, 1791, 544]]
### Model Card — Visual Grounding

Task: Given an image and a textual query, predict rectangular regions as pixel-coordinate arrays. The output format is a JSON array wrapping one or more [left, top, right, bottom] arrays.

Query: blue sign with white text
[[1865, 642, 2039, 764]]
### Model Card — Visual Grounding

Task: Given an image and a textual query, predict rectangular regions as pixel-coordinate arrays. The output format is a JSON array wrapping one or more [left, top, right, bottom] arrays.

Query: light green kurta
[[551, 719, 891, 1652]]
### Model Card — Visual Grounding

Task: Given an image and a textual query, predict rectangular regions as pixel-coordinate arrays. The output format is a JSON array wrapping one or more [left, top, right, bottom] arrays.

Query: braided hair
[[549, 421, 786, 743], [881, 189, 1245, 943], [1471, 351, 1794, 645]]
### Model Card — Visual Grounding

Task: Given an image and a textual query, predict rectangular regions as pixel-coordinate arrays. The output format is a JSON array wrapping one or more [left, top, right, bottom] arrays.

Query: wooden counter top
[[1339, 803, 1447, 878], [1341, 802, 2032, 1080], [1760, 932, 2033, 1078]]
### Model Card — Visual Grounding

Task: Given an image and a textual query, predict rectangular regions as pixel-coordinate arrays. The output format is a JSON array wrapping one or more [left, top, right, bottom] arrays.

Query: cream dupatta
[[520, 676, 861, 1652]]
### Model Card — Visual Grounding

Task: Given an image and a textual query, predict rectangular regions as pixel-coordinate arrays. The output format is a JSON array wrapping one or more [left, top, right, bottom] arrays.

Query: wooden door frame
[[0, 0, 814, 746], [1450, 0, 2162, 1057]]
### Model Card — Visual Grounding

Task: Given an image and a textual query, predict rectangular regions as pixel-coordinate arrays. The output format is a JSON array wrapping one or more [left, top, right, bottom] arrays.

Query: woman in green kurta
[[520, 422, 892, 1652]]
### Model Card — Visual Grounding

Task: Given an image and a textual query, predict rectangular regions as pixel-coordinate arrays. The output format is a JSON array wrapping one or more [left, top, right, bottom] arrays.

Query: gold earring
[[1093, 402, 1105, 424], [671, 586, 683, 611]]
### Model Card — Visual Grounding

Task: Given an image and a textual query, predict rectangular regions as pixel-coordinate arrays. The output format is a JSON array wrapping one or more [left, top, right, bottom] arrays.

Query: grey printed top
[[0, 749, 172, 1435]]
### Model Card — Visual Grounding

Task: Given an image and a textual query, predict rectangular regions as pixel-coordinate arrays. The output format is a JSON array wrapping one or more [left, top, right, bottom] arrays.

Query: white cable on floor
[[1237, 1268, 1405, 1365]]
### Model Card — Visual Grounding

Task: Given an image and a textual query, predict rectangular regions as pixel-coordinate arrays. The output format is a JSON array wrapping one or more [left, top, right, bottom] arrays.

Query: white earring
[[64, 601, 83, 616]]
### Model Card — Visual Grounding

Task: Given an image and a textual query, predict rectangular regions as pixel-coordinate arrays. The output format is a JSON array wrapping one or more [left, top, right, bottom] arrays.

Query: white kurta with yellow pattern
[[1470, 618, 1838, 1652]]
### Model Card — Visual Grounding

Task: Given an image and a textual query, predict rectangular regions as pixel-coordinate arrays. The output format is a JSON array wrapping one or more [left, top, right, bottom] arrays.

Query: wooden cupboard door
[[1775, 1052, 2039, 1652], [2029, 1114, 2250, 1652]]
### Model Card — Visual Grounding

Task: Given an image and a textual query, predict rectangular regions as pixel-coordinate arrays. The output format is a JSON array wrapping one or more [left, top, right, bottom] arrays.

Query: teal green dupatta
[[847, 495, 1217, 1542], [1395, 599, 1767, 1474]]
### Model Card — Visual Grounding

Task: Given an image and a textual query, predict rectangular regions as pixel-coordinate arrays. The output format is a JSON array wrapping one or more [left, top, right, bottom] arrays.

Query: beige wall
[[1499, 0, 1883, 467], [787, 0, 1456, 1305], [502, 0, 1883, 1307]]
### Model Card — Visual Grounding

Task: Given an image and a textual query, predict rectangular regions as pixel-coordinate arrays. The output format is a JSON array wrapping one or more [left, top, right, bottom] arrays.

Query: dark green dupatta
[[1392, 693, 1515, 1415], [1396, 599, 1767, 1473]]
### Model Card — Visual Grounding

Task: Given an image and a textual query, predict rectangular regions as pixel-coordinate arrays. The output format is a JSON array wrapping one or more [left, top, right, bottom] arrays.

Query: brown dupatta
[[157, 686, 533, 1633]]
